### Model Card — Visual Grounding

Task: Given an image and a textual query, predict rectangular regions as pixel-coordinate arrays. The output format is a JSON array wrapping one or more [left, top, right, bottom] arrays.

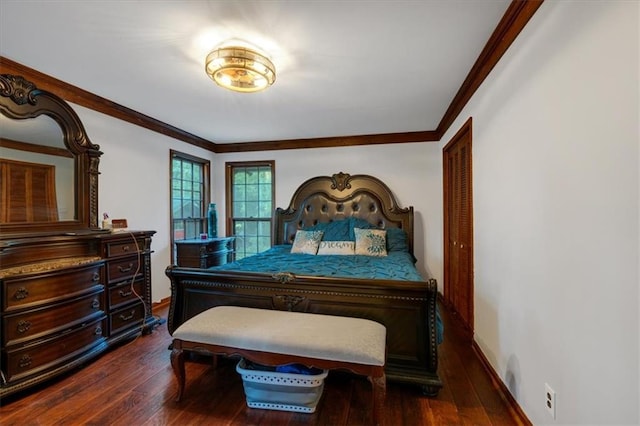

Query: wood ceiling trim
[[0, 57, 217, 152], [436, 0, 544, 138], [0, 0, 543, 153], [1, 137, 73, 158], [214, 131, 440, 153]]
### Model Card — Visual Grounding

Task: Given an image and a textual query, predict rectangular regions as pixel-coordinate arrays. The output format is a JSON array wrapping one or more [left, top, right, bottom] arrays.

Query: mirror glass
[[0, 113, 76, 222]]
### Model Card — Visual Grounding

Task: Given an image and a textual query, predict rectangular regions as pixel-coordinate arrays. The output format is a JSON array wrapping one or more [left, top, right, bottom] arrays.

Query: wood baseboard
[[471, 340, 532, 426], [152, 296, 171, 310]]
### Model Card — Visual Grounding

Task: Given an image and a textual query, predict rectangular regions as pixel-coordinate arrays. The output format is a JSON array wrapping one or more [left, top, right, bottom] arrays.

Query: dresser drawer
[[203, 252, 232, 268], [108, 280, 145, 310], [3, 263, 104, 312], [3, 289, 105, 346], [3, 317, 107, 383], [109, 302, 145, 336], [104, 238, 147, 258], [107, 256, 142, 284]]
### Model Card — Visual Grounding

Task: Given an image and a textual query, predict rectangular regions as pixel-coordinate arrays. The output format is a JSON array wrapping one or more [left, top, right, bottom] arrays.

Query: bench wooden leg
[[170, 347, 185, 402], [369, 370, 386, 426]]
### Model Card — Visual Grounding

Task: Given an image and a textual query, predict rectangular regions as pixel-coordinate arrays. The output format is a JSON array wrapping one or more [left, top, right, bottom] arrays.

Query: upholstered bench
[[170, 306, 387, 425]]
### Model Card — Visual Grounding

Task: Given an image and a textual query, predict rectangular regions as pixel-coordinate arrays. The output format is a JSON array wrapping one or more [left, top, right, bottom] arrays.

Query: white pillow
[[354, 228, 387, 256], [290, 230, 324, 254], [317, 240, 355, 255]]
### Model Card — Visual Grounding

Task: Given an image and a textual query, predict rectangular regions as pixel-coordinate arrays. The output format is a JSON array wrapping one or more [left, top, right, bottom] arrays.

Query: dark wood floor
[[0, 302, 520, 425]]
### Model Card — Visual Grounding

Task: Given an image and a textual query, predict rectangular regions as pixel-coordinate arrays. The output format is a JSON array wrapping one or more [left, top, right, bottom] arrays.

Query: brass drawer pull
[[19, 354, 32, 369], [122, 245, 130, 252], [94, 326, 103, 336], [118, 289, 133, 297], [13, 287, 29, 300], [17, 320, 32, 334], [92, 272, 100, 282], [91, 299, 100, 309], [119, 310, 135, 321], [118, 263, 134, 273]]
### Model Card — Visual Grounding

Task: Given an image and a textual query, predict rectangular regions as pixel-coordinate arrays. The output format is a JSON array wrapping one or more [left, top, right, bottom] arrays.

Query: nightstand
[[175, 237, 235, 268]]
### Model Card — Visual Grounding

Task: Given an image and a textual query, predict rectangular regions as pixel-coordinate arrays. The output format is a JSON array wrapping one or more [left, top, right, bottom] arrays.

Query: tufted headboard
[[273, 172, 414, 255]]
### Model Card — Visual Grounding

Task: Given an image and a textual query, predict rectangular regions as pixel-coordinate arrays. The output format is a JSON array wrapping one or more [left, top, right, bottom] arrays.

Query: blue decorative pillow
[[291, 230, 324, 254], [349, 218, 375, 240], [386, 227, 409, 252], [354, 228, 387, 257], [307, 219, 351, 241]]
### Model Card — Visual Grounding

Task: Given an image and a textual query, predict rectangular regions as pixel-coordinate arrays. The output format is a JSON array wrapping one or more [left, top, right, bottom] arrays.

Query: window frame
[[225, 160, 275, 260], [170, 150, 210, 264]]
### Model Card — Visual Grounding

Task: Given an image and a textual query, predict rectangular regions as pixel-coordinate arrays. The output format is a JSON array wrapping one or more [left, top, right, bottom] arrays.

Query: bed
[[165, 172, 442, 395]]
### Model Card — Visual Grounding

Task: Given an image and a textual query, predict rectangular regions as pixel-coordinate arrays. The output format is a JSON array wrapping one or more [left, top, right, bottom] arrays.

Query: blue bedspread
[[213, 244, 444, 344], [213, 245, 425, 281]]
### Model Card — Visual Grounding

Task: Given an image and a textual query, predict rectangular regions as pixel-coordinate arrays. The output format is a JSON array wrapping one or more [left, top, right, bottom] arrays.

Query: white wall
[[73, 104, 215, 302], [440, 1, 639, 424], [214, 143, 444, 284]]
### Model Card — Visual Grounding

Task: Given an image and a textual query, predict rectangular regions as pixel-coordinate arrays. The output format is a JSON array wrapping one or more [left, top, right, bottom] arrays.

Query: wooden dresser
[[175, 237, 235, 268], [0, 74, 160, 398], [0, 231, 157, 397]]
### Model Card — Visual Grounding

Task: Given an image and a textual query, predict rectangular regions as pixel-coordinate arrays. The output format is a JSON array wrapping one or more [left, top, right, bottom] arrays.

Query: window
[[226, 161, 274, 260], [170, 150, 210, 263]]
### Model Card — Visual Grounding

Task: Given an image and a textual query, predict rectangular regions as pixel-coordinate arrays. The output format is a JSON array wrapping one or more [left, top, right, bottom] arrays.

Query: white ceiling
[[0, 0, 511, 144]]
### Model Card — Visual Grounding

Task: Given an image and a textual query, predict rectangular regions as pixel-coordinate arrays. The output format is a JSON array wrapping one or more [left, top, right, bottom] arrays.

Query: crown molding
[[0, 57, 217, 152], [214, 130, 440, 153], [0, 0, 543, 153], [437, 0, 544, 137]]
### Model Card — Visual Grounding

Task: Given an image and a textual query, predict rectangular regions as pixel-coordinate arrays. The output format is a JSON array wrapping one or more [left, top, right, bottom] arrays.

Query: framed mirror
[[1, 114, 75, 222], [0, 74, 103, 236]]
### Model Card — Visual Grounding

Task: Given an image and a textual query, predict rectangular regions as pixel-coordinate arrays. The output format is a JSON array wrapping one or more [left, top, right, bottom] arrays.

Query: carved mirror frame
[[0, 74, 102, 236]]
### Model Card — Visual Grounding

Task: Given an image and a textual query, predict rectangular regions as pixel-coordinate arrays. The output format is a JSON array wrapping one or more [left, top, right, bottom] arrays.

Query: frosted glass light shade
[[205, 46, 276, 93]]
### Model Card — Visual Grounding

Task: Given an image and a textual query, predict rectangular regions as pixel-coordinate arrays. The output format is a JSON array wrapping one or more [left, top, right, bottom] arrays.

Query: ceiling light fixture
[[205, 45, 276, 93]]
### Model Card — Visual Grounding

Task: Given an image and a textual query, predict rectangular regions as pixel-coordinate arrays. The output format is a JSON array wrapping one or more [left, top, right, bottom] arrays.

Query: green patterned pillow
[[291, 230, 324, 254], [354, 228, 387, 257]]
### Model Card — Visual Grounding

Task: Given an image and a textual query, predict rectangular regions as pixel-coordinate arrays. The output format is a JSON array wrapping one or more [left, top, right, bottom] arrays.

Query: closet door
[[0, 158, 58, 222], [443, 118, 474, 333]]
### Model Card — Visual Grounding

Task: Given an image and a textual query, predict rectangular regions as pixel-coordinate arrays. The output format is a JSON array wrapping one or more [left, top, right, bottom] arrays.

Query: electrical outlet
[[545, 383, 556, 419]]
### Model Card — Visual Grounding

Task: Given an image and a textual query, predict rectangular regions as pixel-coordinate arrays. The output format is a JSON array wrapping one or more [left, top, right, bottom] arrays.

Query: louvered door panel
[[0, 159, 58, 223], [443, 118, 474, 333]]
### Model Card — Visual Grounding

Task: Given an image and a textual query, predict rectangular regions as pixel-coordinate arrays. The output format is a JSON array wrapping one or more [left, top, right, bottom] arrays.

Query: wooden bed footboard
[[165, 266, 442, 394]]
